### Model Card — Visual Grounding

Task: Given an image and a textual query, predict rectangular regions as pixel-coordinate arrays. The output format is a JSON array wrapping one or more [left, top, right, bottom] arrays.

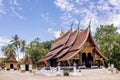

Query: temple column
[[92, 49, 95, 65], [93, 53, 95, 65], [80, 52, 82, 66], [67, 60, 70, 66], [57, 62, 61, 72]]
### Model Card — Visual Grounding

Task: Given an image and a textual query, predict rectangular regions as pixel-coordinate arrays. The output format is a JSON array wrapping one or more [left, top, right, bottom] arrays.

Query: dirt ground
[[0, 69, 120, 80]]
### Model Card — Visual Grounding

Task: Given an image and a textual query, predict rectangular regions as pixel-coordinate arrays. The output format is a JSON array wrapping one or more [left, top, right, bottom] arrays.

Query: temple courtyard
[[0, 68, 120, 80]]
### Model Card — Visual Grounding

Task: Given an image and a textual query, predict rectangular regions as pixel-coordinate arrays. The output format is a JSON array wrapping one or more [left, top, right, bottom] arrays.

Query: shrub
[[114, 61, 120, 71], [63, 71, 69, 76], [32, 65, 37, 70], [14, 68, 17, 70], [17, 63, 20, 70], [104, 61, 109, 68], [111, 53, 120, 71], [6, 68, 10, 71]]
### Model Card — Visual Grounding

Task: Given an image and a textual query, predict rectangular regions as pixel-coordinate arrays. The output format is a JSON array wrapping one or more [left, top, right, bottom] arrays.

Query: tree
[[0, 57, 6, 69], [26, 38, 50, 64], [10, 35, 20, 60], [20, 40, 26, 57], [42, 40, 54, 50], [94, 24, 118, 59], [26, 38, 41, 63], [1, 44, 16, 57], [94, 24, 120, 70]]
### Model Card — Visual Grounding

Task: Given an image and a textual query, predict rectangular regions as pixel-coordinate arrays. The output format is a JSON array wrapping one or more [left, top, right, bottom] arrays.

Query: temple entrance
[[86, 53, 93, 67], [82, 53, 87, 65], [82, 52, 93, 68], [50, 59, 57, 67], [25, 65, 29, 71], [73, 59, 79, 68], [10, 64, 13, 69]]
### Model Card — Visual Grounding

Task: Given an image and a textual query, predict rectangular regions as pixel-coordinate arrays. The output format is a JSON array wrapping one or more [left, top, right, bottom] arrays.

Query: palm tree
[[10, 35, 20, 60], [1, 44, 16, 57], [20, 40, 26, 57]]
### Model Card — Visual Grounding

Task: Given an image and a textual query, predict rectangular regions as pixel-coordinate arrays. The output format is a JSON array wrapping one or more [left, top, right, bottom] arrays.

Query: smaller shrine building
[[4, 53, 18, 71], [20, 54, 32, 72]]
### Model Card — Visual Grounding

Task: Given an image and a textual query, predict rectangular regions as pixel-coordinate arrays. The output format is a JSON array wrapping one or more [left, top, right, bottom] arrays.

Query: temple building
[[37, 23, 107, 68], [4, 53, 18, 71], [20, 54, 32, 72]]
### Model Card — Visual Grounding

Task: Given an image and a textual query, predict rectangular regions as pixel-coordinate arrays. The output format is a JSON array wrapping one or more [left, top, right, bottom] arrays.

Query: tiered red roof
[[59, 28, 89, 61], [38, 27, 107, 63], [5, 53, 18, 62], [54, 30, 78, 58]]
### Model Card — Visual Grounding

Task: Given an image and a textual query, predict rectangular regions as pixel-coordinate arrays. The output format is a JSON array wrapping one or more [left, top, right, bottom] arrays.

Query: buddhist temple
[[4, 53, 18, 71], [37, 23, 107, 68], [20, 54, 32, 72]]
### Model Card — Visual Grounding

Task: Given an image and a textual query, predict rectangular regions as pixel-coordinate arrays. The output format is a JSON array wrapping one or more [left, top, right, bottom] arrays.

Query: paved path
[[0, 69, 120, 80]]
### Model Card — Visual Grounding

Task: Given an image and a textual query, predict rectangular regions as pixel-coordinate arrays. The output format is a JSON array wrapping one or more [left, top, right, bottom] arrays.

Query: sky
[[0, 0, 120, 57]]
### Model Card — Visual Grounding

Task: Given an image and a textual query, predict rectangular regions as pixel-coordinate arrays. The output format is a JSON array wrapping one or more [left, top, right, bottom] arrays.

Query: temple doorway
[[25, 65, 29, 71], [50, 59, 57, 67], [82, 52, 93, 67], [10, 64, 13, 69], [86, 53, 93, 67], [82, 52, 87, 65]]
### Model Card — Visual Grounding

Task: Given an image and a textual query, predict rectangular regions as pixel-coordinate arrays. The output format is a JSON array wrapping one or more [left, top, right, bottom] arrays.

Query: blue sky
[[0, 0, 120, 57]]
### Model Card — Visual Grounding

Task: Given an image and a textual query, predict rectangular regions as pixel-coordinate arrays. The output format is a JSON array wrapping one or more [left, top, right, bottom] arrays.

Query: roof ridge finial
[[60, 29, 64, 37], [78, 21, 80, 30], [88, 19, 91, 29], [70, 22, 74, 30]]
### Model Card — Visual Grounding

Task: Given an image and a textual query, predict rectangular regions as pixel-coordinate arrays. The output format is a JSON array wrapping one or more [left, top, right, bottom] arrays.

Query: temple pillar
[[57, 62, 61, 72], [92, 49, 96, 65], [80, 52, 82, 66], [73, 62, 77, 73], [67, 60, 70, 66]]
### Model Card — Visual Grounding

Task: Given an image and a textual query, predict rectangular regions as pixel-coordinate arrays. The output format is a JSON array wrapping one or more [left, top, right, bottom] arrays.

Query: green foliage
[[10, 34, 20, 51], [20, 40, 26, 56], [110, 52, 120, 71], [42, 40, 54, 50], [0, 57, 6, 69], [114, 61, 120, 71], [63, 71, 69, 76], [26, 38, 53, 65], [32, 64, 37, 69], [1, 35, 53, 67], [1, 44, 16, 57], [104, 61, 109, 68], [17, 63, 20, 70], [94, 24, 118, 59], [94, 24, 120, 70]]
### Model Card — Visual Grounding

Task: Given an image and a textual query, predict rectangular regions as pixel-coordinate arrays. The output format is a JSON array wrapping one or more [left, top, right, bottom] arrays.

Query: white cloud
[[0, 36, 10, 46], [0, 0, 3, 6], [0, 0, 25, 20], [54, 0, 120, 32], [9, 0, 19, 6], [0, 0, 6, 14], [9, 0, 25, 20], [41, 13, 49, 21], [41, 13, 57, 26], [54, 0, 74, 12], [109, 0, 120, 7], [0, 9, 6, 14], [10, 6, 25, 20], [48, 28, 60, 38], [117, 29, 120, 34]]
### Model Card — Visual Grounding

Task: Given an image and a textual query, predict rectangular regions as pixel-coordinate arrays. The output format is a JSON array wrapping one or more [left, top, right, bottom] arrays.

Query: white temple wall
[[20, 64, 32, 71], [20, 65, 25, 70]]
